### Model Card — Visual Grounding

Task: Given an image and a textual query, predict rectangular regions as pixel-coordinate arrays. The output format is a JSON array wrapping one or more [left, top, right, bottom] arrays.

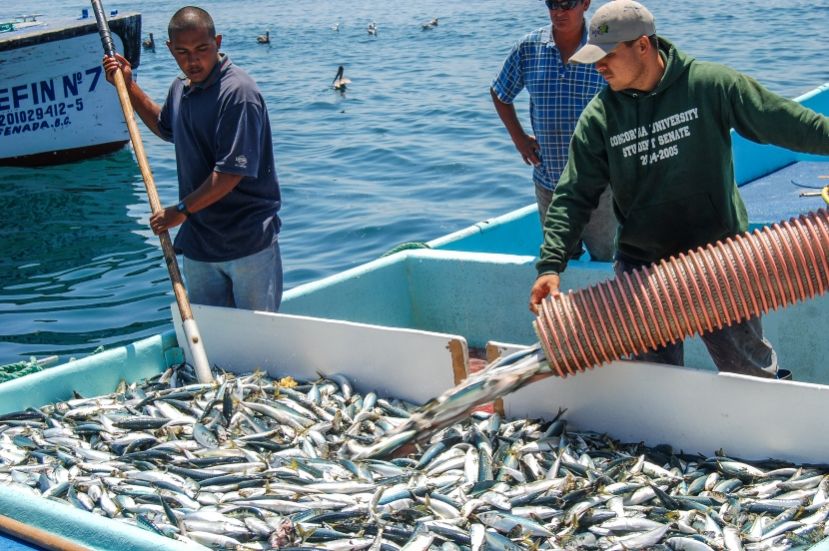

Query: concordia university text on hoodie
[[537, 38, 829, 275]]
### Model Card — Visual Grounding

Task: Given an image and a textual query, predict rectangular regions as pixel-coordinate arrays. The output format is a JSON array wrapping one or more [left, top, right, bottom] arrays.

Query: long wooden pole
[[90, 0, 213, 383], [0, 514, 92, 551]]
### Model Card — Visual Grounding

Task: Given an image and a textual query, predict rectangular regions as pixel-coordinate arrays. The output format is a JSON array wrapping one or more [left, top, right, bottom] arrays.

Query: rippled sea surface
[[0, 0, 826, 364]]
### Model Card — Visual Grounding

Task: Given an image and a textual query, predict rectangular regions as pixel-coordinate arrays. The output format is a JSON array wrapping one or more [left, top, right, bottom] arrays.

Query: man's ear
[[638, 35, 650, 54]]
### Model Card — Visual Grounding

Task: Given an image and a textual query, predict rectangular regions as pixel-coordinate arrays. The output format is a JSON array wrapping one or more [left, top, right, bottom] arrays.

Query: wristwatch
[[175, 200, 191, 218]]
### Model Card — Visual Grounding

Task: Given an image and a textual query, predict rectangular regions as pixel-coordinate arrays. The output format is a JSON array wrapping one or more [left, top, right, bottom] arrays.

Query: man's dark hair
[[168, 6, 215, 40], [623, 35, 659, 50]]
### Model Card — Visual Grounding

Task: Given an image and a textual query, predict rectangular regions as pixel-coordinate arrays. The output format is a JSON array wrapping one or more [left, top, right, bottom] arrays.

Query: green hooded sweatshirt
[[537, 38, 829, 275]]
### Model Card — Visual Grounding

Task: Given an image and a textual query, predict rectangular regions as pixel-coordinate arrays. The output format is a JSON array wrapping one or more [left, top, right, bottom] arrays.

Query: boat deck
[[741, 160, 829, 224], [0, 12, 138, 47]]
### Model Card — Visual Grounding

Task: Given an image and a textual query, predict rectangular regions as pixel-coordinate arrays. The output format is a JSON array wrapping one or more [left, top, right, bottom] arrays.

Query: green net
[[0, 358, 44, 383], [0, 348, 104, 383]]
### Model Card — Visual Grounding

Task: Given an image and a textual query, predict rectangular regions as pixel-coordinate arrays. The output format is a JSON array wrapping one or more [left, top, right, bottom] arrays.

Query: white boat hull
[[0, 12, 141, 165]]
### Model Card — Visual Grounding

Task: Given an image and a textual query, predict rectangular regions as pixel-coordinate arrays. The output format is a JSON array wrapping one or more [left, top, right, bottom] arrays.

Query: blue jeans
[[614, 258, 778, 378], [183, 241, 283, 312]]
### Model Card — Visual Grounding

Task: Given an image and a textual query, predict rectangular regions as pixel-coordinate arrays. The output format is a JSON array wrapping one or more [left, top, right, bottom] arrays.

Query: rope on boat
[[0, 358, 46, 383], [534, 208, 829, 377], [0, 354, 69, 383], [381, 241, 430, 257]]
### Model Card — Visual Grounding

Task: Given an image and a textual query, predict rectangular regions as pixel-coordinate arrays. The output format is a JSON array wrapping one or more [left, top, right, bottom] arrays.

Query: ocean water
[[0, 0, 826, 365]]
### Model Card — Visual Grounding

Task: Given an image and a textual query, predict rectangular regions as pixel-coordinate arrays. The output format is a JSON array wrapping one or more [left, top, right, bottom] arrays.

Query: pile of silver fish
[[1, 362, 828, 550]]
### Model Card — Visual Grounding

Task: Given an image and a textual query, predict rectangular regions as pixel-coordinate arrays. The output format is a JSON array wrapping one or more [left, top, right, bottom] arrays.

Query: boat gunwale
[[0, 12, 142, 68]]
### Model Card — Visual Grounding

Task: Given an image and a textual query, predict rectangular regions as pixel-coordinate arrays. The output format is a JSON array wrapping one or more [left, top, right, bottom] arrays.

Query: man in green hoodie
[[529, 0, 829, 378]]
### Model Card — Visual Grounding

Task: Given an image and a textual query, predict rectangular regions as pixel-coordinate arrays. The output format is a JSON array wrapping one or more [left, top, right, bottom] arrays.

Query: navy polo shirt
[[158, 54, 281, 262]]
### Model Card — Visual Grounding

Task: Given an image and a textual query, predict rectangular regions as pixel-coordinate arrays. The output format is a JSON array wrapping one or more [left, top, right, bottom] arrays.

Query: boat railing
[[0, 14, 45, 33]]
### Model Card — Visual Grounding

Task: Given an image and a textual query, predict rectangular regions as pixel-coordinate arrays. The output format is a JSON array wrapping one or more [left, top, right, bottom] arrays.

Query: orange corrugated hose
[[534, 209, 829, 377]]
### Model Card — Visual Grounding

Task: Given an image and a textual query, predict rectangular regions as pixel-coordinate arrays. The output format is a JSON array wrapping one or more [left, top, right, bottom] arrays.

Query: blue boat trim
[[0, 331, 176, 416], [0, 484, 207, 551]]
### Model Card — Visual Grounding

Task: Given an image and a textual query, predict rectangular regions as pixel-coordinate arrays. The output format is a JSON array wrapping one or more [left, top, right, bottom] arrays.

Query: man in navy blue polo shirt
[[103, 6, 282, 311], [491, 0, 615, 262]]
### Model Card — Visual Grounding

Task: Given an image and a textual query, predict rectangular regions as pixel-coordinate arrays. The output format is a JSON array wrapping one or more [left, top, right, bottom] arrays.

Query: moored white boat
[[0, 9, 141, 166]]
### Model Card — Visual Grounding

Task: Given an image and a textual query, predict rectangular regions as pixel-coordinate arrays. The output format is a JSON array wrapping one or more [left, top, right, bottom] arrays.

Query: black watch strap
[[176, 201, 191, 218]]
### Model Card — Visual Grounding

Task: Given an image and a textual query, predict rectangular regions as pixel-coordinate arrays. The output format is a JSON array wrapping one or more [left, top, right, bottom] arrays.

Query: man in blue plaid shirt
[[491, 0, 616, 261]]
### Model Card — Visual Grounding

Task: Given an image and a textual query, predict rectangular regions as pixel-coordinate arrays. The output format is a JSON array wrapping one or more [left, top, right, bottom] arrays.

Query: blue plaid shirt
[[492, 25, 606, 191]]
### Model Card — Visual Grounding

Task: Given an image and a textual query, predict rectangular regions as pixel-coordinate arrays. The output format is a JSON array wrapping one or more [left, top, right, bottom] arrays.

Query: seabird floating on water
[[421, 18, 439, 30], [332, 65, 351, 91]]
